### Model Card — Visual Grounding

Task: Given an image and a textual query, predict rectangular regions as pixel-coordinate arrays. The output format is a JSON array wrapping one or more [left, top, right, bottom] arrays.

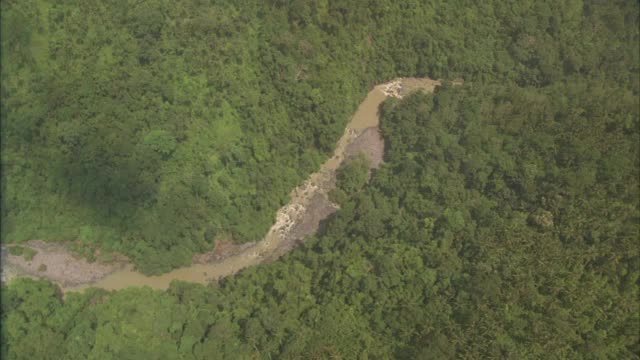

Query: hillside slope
[[2, 0, 637, 274]]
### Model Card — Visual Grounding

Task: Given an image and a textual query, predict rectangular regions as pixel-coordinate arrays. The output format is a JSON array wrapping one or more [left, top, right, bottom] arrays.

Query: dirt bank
[[345, 127, 385, 169], [1, 241, 127, 287], [2, 77, 450, 292]]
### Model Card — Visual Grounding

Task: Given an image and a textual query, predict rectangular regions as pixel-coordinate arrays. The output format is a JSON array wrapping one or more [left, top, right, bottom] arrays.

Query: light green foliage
[[22, 248, 36, 261]]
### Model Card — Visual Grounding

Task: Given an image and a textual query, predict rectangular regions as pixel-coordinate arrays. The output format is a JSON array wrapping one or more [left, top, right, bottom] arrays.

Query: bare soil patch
[[191, 240, 255, 264], [346, 127, 385, 169], [380, 77, 463, 98], [266, 192, 338, 261], [3, 77, 451, 292], [2, 240, 127, 287]]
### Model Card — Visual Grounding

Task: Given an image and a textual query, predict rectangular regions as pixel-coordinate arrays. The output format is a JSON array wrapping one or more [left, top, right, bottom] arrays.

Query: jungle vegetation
[[1, 0, 638, 358], [3, 78, 638, 359], [3, 0, 637, 273]]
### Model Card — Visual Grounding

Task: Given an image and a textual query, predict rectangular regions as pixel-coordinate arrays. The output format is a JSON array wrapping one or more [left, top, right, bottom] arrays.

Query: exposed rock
[[3, 77, 449, 292], [380, 77, 445, 98], [1, 240, 126, 287], [345, 127, 385, 169]]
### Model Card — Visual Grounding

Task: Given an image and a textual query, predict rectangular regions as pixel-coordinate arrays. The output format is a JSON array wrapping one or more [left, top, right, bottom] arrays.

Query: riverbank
[[2, 77, 448, 292]]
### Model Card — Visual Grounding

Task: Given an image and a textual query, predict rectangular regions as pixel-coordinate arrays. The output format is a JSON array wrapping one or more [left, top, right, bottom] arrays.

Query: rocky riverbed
[[2, 77, 451, 292]]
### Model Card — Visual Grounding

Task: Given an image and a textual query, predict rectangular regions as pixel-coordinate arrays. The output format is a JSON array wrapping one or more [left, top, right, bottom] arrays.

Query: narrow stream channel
[[3, 78, 446, 293], [64, 84, 391, 292]]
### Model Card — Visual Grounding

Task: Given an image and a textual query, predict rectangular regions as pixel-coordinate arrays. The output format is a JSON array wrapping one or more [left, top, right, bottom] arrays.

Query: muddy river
[[4, 78, 445, 293]]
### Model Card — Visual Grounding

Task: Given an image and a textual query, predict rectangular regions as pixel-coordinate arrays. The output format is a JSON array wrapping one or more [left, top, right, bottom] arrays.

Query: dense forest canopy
[[3, 80, 638, 359], [1, 0, 639, 358], [2, 0, 637, 273]]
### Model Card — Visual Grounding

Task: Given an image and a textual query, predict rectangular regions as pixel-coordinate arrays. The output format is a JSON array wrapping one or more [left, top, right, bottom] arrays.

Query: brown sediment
[[1, 240, 127, 287], [2, 77, 452, 292], [345, 127, 385, 170]]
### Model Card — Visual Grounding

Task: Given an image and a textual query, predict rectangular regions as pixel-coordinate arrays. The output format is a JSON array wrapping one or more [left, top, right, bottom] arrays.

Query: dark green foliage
[[1, 279, 66, 360], [7, 246, 23, 257], [1, 0, 639, 358], [2, 0, 638, 274], [3, 80, 638, 358], [329, 153, 370, 205]]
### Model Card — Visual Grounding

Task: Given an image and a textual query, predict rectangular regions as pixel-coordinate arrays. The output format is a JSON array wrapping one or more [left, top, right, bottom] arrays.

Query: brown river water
[[66, 84, 390, 293], [4, 78, 445, 293]]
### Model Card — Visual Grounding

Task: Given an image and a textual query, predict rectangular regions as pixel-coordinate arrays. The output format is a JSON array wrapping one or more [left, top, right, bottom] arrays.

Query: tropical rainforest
[[1, 0, 639, 359]]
